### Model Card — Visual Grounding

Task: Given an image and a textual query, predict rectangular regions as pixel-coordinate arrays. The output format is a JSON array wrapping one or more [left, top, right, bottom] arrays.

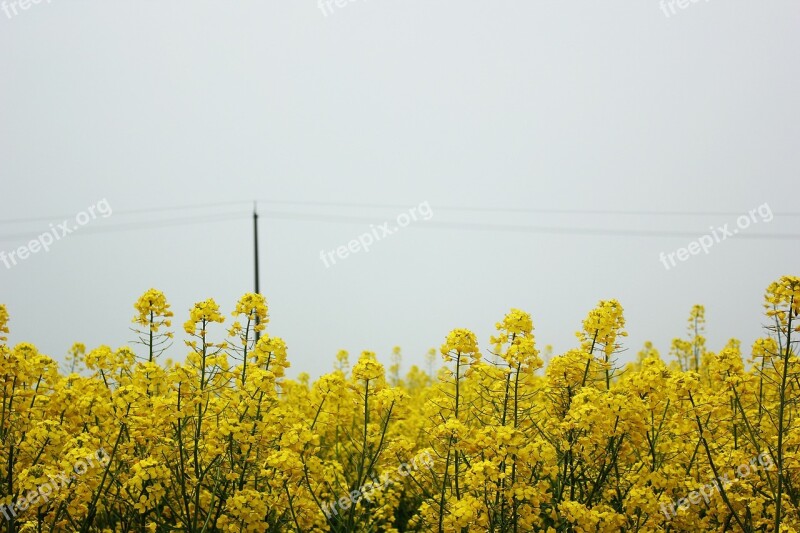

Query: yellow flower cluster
[[441, 328, 480, 363], [231, 292, 269, 336], [579, 298, 627, 357], [133, 288, 174, 333], [0, 276, 798, 532], [183, 298, 226, 335], [765, 275, 800, 329], [0, 303, 9, 342], [352, 354, 385, 382]]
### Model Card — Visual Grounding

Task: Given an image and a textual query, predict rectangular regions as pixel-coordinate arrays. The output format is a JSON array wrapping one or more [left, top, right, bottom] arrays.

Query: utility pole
[[253, 201, 261, 341]]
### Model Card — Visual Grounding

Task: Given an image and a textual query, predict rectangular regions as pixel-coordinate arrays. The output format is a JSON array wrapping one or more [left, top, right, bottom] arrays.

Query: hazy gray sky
[[1, 1, 798, 378]]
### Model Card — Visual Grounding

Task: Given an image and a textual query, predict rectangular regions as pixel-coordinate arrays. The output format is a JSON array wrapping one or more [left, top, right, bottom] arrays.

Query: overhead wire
[[1, 198, 799, 227], [0, 200, 251, 226], [259, 210, 800, 240], [255, 199, 800, 218], [0, 200, 797, 243], [0, 212, 249, 242]]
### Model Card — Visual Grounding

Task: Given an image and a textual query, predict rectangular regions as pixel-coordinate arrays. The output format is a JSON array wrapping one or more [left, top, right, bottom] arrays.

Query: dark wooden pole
[[253, 201, 261, 342]]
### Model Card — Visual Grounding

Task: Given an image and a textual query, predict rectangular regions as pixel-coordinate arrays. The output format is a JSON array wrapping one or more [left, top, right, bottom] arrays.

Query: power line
[[1, 199, 798, 227], [0, 203, 797, 243], [0, 200, 251, 226], [259, 210, 800, 240], [256, 199, 800, 218], [0, 212, 249, 242]]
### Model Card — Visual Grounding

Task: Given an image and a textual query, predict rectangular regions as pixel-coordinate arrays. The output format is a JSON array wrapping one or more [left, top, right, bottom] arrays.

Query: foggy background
[[1, 1, 798, 378]]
